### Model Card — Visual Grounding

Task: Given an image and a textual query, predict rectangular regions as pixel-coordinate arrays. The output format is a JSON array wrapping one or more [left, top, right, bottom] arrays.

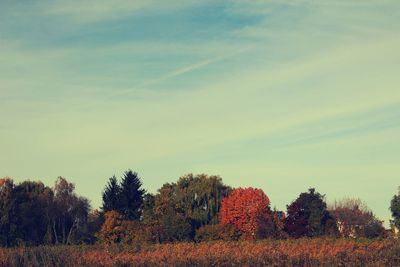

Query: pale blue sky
[[1, 0, 399, 225]]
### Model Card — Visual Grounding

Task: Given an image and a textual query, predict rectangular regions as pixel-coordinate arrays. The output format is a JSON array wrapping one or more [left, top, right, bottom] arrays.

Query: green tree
[[119, 170, 145, 220], [153, 183, 192, 241], [0, 178, 56, 246], [284, 188, 334, 238], [0, 177, 90, 246], [14, 181, 53, 245], [102, 175, 121, 213], [390, 187, 400, 229], [142, 193, 156, 223], [175, 174, 231, 228], [151, 174, 231, 242]]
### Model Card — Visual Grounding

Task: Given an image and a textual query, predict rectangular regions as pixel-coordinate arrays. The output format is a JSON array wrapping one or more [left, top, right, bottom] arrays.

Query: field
[[0, 238, 399, 267]]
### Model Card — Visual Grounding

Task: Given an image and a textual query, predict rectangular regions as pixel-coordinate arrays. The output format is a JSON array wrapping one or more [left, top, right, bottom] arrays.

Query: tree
[[0, 177, 91, 246], [284, 188, 334, 238], [0, 178, 56, 246], [13, 181, 53, 245], [82, 210, 104, 244], [174, 174, 231, 228], [390, 187, 400, 230], [151, 174, 231, 242], [52, 177, 90, 244], [96, 210, 126, 244], [142, 193, 156, 223], [97, 210, 160, 245], [329, 198, 384, 238], [263, 209, 288, 239], [119, 170, 145, 220], [153, 183, 193, 242], [101, 170, 146, 220], [102, 176, 121, 213], [219, 188, 270, 240], [0, 178, 18, 246]]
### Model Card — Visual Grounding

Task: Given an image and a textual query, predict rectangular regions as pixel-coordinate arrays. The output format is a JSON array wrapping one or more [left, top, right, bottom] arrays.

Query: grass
[[0, 238, 399, 267]]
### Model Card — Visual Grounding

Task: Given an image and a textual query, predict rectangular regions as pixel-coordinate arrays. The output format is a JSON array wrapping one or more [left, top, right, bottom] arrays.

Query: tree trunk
[[53, 221, 59, 244], [66, 219, 77, 245]]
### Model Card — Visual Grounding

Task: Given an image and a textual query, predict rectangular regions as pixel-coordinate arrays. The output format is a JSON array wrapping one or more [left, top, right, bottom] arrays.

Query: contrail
[[109, 46, 254, 97]]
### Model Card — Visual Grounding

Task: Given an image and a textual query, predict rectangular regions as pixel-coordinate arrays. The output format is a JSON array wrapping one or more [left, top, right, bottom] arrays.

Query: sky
[[0, 0, 399, 225]]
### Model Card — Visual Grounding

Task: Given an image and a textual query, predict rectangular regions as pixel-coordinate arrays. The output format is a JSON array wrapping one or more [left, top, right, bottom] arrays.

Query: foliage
[[390, 187, 400, 229], [151, 174, 231, 241], [156, 206, 193, 242], [13, 180, 53, 245], [0, 174, 395, 249], [119, 171, 145, 220], [81, 210, 104, 244], [0, 178, 21, 246], [284, 188, 335, 238], [329, 198, 384, 238], [141, 193, 156, 223], [173, 174, 231, 227], [194, 224, 241, 242], [101, 171, 145, 221], [96, 211, 126, 244], [52, 177, 91, 244], [219, 188, 270, 240], [0, 177, 90, 247], [97, 211, 160, 245], [263, 209, 289, 239], [101, 176, 120, 213]]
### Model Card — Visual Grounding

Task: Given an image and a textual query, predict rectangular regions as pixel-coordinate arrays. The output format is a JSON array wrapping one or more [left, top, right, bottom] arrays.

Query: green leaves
[[390, 187, 400, 229], [284, 188, 333, 238]]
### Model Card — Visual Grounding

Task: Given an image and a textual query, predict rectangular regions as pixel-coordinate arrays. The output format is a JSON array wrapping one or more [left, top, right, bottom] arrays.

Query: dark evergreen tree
[[119, 170, 145, 220], [102, 176, 121, 212]]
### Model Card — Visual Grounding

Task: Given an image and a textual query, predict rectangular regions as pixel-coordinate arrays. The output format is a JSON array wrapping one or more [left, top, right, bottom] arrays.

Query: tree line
[[0, 171, 399, 247]]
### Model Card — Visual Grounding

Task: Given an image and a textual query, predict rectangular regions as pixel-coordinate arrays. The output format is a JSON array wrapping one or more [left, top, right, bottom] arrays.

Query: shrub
[[194, 224, 241, 242], [96, 211, 159, 245]]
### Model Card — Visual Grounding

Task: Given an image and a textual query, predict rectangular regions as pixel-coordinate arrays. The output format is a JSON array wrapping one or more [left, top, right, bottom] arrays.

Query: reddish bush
[[219, 188, 270, 240]]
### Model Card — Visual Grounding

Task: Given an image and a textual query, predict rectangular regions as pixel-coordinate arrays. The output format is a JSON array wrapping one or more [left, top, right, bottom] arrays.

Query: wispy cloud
[[111, 45, 253, 96], [44, 0, 207, 23]]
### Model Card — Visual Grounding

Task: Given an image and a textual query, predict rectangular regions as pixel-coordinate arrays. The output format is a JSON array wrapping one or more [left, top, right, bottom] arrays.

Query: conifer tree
[[119, 170, 145, 220], [102, 176, 121, 213]]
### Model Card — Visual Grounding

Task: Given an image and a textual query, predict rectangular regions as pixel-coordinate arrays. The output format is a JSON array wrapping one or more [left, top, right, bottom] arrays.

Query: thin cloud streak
[[110, 46, 254, 97]]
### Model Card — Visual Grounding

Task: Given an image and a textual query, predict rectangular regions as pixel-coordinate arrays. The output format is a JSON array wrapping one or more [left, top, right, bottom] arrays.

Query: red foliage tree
[[219, 188, 270, 240]]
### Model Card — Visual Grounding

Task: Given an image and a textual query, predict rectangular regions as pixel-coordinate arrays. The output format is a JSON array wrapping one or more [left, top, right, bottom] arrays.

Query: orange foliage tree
[[219, 188, 270, 240], [97, 211, 162, 244]]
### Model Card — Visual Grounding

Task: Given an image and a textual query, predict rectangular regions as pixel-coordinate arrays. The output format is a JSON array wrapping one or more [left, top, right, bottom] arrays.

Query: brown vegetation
[[0, 238, 399, 267]]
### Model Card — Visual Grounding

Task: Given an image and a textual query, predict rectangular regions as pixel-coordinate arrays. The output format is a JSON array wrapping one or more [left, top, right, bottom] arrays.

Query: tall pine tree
[[102, 176, 121, 212], [119, 170, 145, 220]]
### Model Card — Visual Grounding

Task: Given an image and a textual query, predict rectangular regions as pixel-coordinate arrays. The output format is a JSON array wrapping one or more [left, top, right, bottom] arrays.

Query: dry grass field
[[0, 238, 399, 267]]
